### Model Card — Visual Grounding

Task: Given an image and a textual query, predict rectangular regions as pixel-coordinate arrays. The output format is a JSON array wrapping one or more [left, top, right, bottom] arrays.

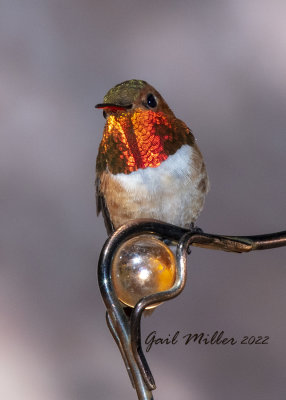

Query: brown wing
[[96, 176, 114, 236]]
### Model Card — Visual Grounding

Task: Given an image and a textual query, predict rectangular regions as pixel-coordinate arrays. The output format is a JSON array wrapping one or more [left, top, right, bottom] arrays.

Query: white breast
[[112, 144, 208, 228]]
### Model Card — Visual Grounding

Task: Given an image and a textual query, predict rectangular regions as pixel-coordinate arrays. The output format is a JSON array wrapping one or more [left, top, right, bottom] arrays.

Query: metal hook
[[98, 219, 286, 399]]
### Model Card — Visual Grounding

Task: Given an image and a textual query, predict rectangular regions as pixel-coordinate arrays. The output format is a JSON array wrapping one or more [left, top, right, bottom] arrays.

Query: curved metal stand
[[98, 219, 286, 400]]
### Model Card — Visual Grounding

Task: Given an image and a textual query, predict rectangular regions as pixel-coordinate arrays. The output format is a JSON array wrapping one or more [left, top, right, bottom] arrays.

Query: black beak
[[95, 103, 132, 111]]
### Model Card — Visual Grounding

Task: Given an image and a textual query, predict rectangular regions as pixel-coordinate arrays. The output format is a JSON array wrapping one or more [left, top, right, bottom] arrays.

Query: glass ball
[[111, 235, 176, 309]]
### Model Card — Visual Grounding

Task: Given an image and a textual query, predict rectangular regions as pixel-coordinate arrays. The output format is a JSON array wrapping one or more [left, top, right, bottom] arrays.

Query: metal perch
[[98, 219, 286, 400]]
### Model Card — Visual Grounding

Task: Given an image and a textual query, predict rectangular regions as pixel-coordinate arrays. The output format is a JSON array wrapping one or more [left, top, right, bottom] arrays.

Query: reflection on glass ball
[[111, 235, 176, 309]]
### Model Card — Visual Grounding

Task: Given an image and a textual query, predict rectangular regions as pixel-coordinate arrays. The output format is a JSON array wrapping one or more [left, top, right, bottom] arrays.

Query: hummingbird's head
[[96, 80, 194, 175], [95, 79, 173, 118]]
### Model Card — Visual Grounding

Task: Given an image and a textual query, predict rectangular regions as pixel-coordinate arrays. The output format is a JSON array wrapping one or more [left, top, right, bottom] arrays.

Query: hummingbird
[[95, 79, 209, 235]]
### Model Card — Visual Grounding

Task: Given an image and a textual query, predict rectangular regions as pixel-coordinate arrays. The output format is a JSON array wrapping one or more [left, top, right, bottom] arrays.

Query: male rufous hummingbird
[[95, 79, 209, 235]]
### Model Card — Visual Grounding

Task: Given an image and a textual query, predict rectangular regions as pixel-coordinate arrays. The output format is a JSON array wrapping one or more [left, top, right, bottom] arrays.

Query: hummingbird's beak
[[95, 103, 132, 111]]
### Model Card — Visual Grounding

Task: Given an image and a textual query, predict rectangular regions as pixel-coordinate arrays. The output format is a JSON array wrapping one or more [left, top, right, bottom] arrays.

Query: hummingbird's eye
[[146, 93, 157, 108], [103, 110, 107, 119]]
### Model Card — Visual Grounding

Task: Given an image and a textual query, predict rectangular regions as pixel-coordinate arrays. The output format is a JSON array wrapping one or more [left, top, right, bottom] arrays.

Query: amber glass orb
[[111, 235, 176, 309]]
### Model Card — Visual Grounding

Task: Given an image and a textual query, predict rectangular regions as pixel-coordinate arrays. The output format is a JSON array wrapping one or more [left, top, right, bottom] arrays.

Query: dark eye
[[103, 110, 107, 119], [146, 93, 157, 108]]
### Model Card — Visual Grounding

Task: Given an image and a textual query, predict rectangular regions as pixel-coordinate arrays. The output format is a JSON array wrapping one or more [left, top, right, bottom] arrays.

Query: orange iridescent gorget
[[96, 108, 194, 175]]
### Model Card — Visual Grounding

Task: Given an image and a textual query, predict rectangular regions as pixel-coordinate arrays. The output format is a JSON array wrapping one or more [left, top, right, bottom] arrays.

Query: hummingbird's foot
[[188, 222, 204, 234], [162, 224, 203, 253], [186, 223, 204, 254]]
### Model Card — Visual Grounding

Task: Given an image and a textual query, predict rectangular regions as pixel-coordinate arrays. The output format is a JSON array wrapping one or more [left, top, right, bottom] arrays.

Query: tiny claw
[[189, 222, 204, 234]]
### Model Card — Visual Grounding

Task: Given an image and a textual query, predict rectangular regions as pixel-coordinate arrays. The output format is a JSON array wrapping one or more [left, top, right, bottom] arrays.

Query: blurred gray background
[[1, 1, 286, 399]]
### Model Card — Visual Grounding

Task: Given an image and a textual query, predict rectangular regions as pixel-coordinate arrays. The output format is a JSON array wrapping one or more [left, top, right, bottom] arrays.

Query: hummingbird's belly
[[102, 145, 208, 229]]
